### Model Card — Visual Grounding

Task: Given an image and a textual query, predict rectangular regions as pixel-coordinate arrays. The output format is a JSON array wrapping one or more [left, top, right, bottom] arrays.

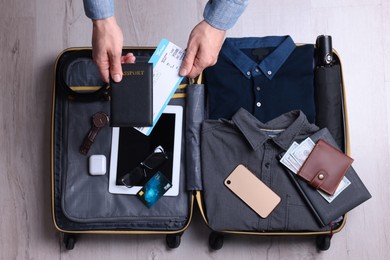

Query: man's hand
[[92, 16, 135, 83], [180, 20, 226, 79]]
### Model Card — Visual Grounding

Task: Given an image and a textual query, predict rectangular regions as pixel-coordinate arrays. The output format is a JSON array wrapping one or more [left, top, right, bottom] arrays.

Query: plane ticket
[[135, 39, 185, 135]]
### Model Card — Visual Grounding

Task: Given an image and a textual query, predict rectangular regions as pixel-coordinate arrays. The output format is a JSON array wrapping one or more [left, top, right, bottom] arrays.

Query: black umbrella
[[314, 36, 345, 150]]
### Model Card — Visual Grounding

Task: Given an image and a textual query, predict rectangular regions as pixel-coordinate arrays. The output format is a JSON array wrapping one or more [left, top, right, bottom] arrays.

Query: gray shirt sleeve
[[203, 0, 249, 30], [83, 0, 114, 20]]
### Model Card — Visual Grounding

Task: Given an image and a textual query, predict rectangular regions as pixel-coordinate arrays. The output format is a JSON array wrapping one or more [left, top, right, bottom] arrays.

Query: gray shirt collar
[[231, 108, 319, 150]]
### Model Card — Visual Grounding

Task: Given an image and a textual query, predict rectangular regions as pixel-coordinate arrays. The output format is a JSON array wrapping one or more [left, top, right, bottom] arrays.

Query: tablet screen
[[115, 113, 175, 186], [109, 105, 182, 196]]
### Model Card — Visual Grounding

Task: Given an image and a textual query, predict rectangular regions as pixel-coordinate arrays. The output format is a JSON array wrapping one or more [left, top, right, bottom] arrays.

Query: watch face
[[93, 112, 109, 128]]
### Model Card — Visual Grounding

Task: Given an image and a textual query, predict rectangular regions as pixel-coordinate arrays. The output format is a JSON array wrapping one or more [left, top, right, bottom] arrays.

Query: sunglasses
[[121, 146, 168, 188]]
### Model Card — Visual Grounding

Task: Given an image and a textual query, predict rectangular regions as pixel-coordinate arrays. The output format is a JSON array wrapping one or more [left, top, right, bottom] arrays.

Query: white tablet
[[109, 105, 183, 196]]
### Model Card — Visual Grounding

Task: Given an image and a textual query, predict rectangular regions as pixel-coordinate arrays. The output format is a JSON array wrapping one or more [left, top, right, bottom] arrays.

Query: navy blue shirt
[[204, 36, 316, 123]]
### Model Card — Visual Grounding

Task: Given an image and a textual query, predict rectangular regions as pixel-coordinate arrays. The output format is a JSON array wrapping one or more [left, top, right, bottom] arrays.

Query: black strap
[[57, 50, 110, 102]]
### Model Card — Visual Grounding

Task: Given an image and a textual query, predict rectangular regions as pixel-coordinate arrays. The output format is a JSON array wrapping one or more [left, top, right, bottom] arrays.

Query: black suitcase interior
[[51, 47, 195, 249]]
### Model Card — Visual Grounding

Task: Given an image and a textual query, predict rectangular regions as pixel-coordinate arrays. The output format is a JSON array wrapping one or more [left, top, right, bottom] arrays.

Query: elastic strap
[[57, 50, 110, 102], [189, 74, 203, 85]]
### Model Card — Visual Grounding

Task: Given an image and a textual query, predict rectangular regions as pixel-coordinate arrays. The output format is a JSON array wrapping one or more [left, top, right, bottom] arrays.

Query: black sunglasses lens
[[143, 152, 168, 169], [121, 167, 144, 187]]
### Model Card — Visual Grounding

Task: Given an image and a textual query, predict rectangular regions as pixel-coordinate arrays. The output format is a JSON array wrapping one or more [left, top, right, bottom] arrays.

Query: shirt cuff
[[83, 0, 114, 20], [203, 0, 249, 30]]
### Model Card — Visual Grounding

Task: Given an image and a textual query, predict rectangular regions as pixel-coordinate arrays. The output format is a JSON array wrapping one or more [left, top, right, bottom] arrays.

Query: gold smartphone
[[224, 164, 281, 218]]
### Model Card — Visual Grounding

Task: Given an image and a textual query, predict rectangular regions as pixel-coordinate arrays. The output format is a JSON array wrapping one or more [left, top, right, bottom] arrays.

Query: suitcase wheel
[[63, 233, 78, 250], [166, 233, 182, 249], [316, 234, 331, 251], [209, 231, 224, 250]]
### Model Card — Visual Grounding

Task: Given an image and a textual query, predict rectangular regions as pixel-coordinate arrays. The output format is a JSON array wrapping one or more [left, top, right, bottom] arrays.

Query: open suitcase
[[51, 36, 369, 251], [51, 47, 196, 249], [189, 35, 370, 251]]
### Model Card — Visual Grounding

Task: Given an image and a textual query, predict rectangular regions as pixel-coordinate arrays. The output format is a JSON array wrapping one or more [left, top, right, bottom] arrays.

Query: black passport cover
[[110, 63, 153, 127], [282, 128, 371, 227]]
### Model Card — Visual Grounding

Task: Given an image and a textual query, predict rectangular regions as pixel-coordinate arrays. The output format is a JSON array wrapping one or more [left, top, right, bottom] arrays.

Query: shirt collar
[[221, 36, 296, 79], [231, 108, 319, 151]]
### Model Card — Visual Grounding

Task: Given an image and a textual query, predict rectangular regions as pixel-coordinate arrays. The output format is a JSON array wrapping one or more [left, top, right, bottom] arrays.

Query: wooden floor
[[1, 0, 389, 259]]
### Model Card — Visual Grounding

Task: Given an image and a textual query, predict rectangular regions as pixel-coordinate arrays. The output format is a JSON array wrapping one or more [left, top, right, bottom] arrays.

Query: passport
[[110, 62, 153, 127]]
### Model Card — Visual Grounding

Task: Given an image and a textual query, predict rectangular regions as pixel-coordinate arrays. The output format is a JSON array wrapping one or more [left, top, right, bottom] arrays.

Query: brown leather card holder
[[297, 139, 354, 195]]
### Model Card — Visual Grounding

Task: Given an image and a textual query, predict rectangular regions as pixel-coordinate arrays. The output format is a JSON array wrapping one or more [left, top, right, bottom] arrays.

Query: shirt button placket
[[253, 75, 262, 114], [261, 143, 272, 185]]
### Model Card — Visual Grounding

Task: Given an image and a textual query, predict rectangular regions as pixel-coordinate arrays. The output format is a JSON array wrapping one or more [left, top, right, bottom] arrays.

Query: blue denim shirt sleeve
[[203, 0, 249, 30], [82, 0, 248, 26], [83, 0, 114, 20]]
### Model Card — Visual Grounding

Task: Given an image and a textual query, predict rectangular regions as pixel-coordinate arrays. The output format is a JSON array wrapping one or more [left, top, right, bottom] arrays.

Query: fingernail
[[113, 74, 121, 82], [179, 68, 187, 76]]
